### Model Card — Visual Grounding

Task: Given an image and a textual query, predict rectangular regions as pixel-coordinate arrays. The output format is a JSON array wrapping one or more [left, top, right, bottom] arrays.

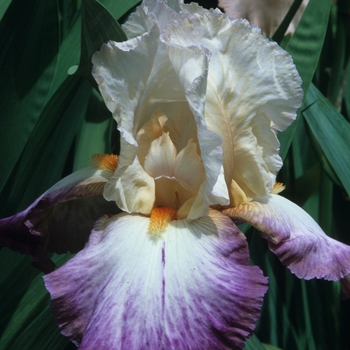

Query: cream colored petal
[[122, 0, 181, 39], [92, 24, 189, 213], [210, 165, 230, 204], [162, 30, 230, 208], [144, 132, 177, 178], [219, 0, 309, 37], [229, 179, 249, 208], [179, 182, 210, 219], [163, 10, 303, 201], [176, 196, 197, 219], [154, 177, 191, 211], [136, 109, 167, 165], [160, 104, 199, 155], [104, 156, 155, 215], [174, 139, 204, 191]]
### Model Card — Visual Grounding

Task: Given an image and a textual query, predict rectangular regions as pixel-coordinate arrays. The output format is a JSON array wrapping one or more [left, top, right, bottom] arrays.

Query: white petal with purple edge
[[44, 210, 267, 350], [223, 194, 350, 281]]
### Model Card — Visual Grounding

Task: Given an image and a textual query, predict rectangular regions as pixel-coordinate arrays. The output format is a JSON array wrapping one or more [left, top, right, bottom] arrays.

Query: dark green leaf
[[73, 89, 116, 170], [0, 252, 72, 349], [76, 0, 128, 86], [244, 334, 267, 350], [327, 12, 348, 107], [0, 0, 11, 20], [0, 79, 91, 217], [0, 0, 60, 191], [279, 0, 331, 158], [303, 84, 350, 196]]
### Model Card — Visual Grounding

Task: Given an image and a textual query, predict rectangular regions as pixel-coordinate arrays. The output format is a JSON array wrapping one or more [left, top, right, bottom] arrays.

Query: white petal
[[93, 21, 209, 215], [162, 30, 230, 207], [44, 210, 267, 349], [122, 0, 181, 39], [163, 10, 303, 200], [153, 177, 189, 210], [174, 139, 204, 191], [104, 155, 155, 215], [144, 132, 177, 178], [136, 109, 168, 165]]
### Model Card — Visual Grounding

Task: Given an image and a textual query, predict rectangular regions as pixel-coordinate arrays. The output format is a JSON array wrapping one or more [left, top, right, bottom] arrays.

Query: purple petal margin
[[44, 210, 267, 349], [0, 167, 120, 273], [224, 194, 350, 292]]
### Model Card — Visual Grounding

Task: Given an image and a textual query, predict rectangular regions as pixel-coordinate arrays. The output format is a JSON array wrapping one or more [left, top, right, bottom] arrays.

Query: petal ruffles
[[44, 210, 267, 349], [223, 194, 350, 282], [92, 3, 229, 218], [162, 8, 303, 200]]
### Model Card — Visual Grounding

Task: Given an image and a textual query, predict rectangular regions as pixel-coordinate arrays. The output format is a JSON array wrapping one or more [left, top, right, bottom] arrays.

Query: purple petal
[[0, 167, 120, 273], [44, 209, 267, 349], [223, 194, 350, 284]]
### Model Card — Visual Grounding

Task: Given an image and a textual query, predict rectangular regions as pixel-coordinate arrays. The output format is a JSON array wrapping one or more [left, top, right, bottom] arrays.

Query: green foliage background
[[0, 0, 349, 349]]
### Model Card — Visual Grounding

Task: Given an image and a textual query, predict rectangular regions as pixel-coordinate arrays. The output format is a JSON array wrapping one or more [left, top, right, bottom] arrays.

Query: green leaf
[[0, 79, 92, 217], [73, 89, 116, 171], [0, 0, 60, 192], [244, 334, 268, 350], [0, 0, 12, 20], [327, 12, 348, 107], [0, 252, 72, 349], [279, 0, 331, 158], [303, 84, 350, 196], [76, 0, 128, 86], [262, 344, 283, 350]]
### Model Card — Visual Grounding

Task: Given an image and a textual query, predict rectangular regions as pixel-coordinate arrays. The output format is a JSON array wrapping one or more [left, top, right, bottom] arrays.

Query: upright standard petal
[[223, 194, 350, 282], [44, 210, 267, 349], [92, 12, 228, 218], [0, 157, 120, 273], [163, 8, 303, 203]]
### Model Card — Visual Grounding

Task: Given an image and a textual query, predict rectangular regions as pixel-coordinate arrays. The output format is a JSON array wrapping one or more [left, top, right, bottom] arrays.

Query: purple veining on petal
[[0, 167, 120, 272], [44, 211, 267, 349], [224, 194, 350, 285], [162, 242, 165, 319]]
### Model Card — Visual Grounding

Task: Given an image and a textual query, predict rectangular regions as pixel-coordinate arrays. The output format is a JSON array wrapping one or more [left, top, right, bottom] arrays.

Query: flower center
[[148, 207, 178, 237]]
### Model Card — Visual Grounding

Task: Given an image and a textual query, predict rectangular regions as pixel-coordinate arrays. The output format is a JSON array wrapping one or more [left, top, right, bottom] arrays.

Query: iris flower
[[1, 0, 350, 349], [219, 0, 309, 37]]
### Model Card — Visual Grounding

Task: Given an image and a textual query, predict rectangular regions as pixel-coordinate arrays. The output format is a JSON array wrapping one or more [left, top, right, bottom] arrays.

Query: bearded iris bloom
[[1, 0, 350, 349]]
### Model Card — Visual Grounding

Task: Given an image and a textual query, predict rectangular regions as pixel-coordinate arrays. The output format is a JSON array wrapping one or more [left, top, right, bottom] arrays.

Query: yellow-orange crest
[[148, 207, 177, 237], [91, 154, 119, 172], [271, 182, 286, 194]]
